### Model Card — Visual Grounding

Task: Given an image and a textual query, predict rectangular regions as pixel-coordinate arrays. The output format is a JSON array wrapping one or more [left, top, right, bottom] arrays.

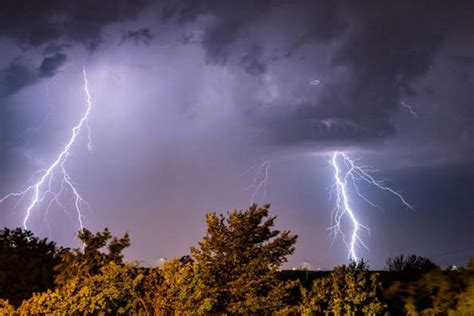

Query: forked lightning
[[330, 151, 414, 261], [0, 67, 93, 231]]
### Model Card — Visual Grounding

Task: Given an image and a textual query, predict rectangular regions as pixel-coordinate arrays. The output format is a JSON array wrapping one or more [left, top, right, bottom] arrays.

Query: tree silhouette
[[386, 254, 437, 274], [0, 227, 60, 307]]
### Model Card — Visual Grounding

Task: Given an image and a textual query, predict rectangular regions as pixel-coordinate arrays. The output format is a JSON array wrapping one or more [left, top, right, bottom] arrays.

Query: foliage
[[191, 204, 298, 314], [386, 254, 438, 274], [0, 299, 15, 314], [299, 261, 387, 315], [2, 211, 473, 315], [17, 228, 147, 315], [0, 227, 61, 306], [146, 204, 299, 314], [18, 261, 147, 315], [142, 257, 200, 314], [453, 259, 474, 313], [456, 273, 474, 313], [54, 227, 130, 286], [384, 256, 474, 315]]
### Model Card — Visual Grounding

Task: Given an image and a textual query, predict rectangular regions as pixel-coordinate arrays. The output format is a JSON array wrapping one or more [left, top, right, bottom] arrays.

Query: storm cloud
[[2, 0, 472, 148], [155, 0, 473, 149], [38, 53, 67, 78], [0, 0, 472, 269], [0, 0, 149, 49]]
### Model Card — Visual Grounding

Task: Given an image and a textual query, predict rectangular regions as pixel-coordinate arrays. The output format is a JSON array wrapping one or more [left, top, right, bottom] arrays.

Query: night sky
[[0, 1, 473, 269]]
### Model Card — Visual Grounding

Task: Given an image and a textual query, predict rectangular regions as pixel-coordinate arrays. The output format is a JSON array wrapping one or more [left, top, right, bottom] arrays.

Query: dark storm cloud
[[38, 53, 67, 78], [161, 0, 272, 64], [0, 0, 150, 97], [159, 0, 473, 147], [276, 1, 471, 146], [43, 43, 71, 56], [450, 55, 474, 65], [0, 53, 66, 96], [120, 29, 153, 45], [0, 62, 37, 97], [0, 0, 149, 49], [257, 106, 375, 147], [240, 45, 266, 76]]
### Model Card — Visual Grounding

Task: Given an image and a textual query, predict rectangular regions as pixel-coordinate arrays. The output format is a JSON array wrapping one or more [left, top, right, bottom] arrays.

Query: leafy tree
[[17, 228, 149, 315], [299, 261, 387, 315], [149, 204, 298, 314], [384, 259, 474, 315], [142, 257, 200, 314], [54, 227, 130, 286], [0, 227, 60, 306], [386, 254, 437, 274], [191, 204, 298, 314], [0, 299, 15, 314], [18, 262, 147, 315], [414, 269, 463, 314], [456, 271, 474, 313]]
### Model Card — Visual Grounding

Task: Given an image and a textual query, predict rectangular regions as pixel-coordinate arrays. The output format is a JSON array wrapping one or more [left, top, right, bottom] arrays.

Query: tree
[[18, 262, 147, 315], [386, 254, 437, 274], [150, 204, 298, 314], [384, 258, 473, 315], [0, 299, 15, 314], [54, 227, 130, 286], [142, 257, 200, 314], [299, 261, 387, 315], [17, 228, 149, 315], [0, 227, 61, 306], [456, 272, 474, 313]]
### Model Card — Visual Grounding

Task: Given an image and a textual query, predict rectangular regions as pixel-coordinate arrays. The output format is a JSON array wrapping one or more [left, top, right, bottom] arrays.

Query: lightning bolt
[[400, 101, 418, 118], [329, 151, 414, 261], [245, 160, 271, 204], [0, 67, 93, 232]]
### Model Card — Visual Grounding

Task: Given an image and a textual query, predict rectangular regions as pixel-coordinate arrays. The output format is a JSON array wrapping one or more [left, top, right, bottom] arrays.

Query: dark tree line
[[0, 204, 473, 314], [0, 228, 60, 306]]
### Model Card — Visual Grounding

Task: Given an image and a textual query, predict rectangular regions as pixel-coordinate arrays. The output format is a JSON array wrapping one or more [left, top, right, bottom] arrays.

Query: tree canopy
[[150, 204, 299, 314], [54, 228, 130, 286], [0, 206, 473, 315], [299, 261, 387, 315], [0, 227, 61, 307]]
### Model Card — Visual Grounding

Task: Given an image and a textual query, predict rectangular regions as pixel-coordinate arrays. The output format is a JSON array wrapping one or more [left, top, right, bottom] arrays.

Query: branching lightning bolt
[[245, 160, 271, 204], [1, 67, 93, 231], [329, 151, 414, 262]]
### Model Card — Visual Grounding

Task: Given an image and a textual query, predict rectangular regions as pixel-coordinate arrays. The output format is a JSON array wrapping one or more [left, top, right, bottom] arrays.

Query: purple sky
[[0, 0, 473, 269]]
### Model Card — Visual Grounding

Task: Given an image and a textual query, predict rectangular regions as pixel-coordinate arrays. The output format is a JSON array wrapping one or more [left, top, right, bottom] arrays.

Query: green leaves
[[17, 262, 147, 314], [188, 204, 298, 314], [3, 211, 473, 315], [148, 204, 298, 314], [54, 228, 130, 286], [15, 228, 144, 315], [299, 261, 387, 315]]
